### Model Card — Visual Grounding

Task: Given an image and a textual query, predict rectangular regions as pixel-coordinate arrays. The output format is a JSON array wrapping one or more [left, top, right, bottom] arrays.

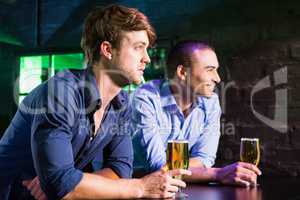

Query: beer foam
[[241, 138, 259, 141]]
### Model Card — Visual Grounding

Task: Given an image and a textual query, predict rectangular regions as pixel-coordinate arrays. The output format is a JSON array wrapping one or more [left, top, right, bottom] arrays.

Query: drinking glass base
[[174, 192, 188, 199]]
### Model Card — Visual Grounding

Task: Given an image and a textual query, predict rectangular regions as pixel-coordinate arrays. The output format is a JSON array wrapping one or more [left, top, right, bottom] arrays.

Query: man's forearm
[[184, 158, 220, 183], [62, 173, 142, 200], [184, 166, 220, 183]]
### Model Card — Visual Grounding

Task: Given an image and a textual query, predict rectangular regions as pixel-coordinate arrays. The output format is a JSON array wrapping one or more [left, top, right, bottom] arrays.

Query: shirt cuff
[[106, 162, 133, 178], [44, 169, 83, 200]]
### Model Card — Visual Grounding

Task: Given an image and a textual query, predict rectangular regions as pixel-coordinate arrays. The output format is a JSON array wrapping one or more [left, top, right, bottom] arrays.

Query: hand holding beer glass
[[166, 140, 189, 198]]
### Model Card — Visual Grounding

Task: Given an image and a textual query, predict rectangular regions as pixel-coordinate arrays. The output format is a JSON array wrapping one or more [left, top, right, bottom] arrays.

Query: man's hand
[[22, 177, 48, 200], [215, 162, 262, 187], [138, 168, 192, 198]]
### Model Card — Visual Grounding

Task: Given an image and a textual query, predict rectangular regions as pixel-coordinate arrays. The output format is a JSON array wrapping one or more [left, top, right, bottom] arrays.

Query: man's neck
[[92, 64, 121, 109], [169, 80, 194, 117]]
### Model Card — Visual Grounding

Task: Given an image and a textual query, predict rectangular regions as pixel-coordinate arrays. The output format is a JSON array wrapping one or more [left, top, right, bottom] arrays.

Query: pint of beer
[[166, 140, 189, 170], [240, 138, 260, 166]]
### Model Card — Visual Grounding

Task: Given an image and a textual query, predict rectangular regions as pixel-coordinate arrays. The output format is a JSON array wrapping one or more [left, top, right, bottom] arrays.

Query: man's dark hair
[[166, 40, 214, 78]]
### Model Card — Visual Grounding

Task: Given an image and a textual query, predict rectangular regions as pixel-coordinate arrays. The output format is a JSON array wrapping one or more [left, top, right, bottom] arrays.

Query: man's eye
[[135, 46, 143, 50]]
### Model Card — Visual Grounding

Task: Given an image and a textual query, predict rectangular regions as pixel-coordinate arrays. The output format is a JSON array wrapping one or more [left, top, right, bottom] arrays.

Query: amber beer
[[166, 140, 189, 170], [240, 138, 260, 166]]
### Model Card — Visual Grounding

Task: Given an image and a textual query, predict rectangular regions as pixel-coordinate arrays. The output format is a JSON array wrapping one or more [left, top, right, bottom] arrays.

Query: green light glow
[[51, 53, 84, 75], [19, 53, 84, 104], [19, 56, 49, 94]]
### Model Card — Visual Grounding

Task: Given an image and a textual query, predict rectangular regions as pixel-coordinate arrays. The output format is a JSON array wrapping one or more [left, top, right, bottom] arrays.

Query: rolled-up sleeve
[[190, 94, 222, 167], [30, 80, 83, 200]]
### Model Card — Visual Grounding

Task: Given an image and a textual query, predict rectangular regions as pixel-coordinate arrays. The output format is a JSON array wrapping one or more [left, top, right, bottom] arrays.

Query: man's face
[[111, 30, 150, 85], [187, 48, 221, 98]]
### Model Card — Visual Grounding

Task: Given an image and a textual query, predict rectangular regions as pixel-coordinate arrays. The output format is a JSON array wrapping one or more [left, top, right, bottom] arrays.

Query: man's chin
[[132, 76, 145, 85], [119, 75, 142, 86], [131, 79, 141, 85]]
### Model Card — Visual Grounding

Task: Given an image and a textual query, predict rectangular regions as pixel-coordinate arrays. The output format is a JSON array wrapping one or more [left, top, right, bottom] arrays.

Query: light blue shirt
[[131, 79, 221, 173]]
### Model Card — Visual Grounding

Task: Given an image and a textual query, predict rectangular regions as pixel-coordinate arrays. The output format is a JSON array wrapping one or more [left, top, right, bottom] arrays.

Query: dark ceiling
[[0, 0, 115, 48], [0, 0, 299, 50], [0, 0, 244, 49]]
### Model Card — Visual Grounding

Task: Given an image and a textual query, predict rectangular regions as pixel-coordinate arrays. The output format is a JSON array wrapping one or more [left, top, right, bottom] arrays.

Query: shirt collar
[[196, 96, 205, 110], [83, 67, 127, 113], [159, 79, 205, 111], [111, 90, 128, 110], [160, 80, 177, 111]]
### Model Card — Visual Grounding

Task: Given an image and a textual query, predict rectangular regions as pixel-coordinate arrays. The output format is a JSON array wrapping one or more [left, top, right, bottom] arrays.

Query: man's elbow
[[62, 191, 74, 200]]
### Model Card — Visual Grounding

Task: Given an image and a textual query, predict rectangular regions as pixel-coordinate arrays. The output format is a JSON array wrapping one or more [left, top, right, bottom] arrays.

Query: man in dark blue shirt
[[0, 5, 190, 200]]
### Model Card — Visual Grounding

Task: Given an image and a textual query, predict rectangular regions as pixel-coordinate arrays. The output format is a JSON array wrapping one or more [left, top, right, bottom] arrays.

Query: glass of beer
[[240, 138, 260, 166], [166, 140, 189, 198]]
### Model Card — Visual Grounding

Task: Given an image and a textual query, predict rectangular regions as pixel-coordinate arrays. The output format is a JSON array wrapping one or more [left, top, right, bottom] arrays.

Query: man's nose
[[214, 71, 221, 83], [142, 50, 151, 64]]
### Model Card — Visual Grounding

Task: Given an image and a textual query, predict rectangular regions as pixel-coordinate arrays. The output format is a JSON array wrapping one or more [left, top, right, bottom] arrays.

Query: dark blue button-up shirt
[[0, 68, 133, 200]]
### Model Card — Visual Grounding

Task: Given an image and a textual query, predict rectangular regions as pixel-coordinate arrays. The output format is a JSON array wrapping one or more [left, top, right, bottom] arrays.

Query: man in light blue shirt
[[132, 80, 221, 171], [131, 40, 262, 187]]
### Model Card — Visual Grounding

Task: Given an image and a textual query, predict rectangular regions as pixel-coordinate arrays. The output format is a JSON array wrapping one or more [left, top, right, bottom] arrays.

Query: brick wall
[[216, 39, 300, 177]]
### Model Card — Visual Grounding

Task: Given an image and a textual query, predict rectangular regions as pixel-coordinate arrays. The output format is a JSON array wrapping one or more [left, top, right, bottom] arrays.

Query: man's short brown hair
[[81, 4, 156, 66]]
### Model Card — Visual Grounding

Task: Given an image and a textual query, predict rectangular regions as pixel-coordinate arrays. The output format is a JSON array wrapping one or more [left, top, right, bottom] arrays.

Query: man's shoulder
[[51, 69, 84, 84], [134, 79, 163, 97], [45, 69, 88, 96], [23, 70, 86, 105], [130, 79, 165, 110]]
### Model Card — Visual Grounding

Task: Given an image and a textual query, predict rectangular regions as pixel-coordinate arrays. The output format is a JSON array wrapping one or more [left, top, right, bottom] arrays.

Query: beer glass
[[240, 138, 260, 166], [166, 140, 189, 198]]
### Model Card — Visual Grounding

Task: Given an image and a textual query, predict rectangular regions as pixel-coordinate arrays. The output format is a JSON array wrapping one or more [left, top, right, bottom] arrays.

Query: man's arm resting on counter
[[184, 158, 262, 187], [183, 158, 218, 183], [62, 173, 142, 200], [62, 169, 192, 200]]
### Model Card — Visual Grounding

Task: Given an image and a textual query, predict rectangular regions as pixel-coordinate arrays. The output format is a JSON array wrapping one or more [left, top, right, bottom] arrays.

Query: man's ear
[[100, 41, 113, 60], [176, 65, 187, 81]]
